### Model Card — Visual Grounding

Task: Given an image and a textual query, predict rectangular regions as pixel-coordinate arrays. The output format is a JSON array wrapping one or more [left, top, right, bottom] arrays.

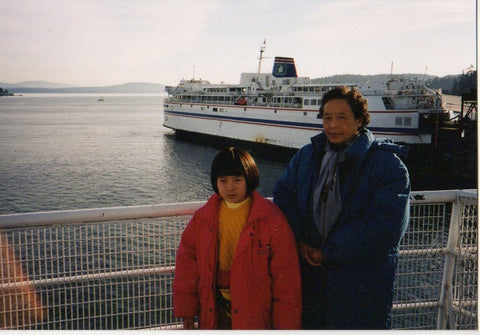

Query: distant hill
[[311, 73, 462, 94], [311, 73, 437, 84], [0, 81, 75, 89], [0, 82, 165, 93]]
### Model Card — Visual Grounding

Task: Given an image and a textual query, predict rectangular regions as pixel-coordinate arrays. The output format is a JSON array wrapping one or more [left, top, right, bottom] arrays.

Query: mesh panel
[[0, 216, 189, 330], [0, 194, 477, 330], [392, 203, 446, 329]]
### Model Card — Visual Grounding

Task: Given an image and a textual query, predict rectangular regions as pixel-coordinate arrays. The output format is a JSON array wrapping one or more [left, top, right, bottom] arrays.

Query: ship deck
[[0, 189, 477, 330]]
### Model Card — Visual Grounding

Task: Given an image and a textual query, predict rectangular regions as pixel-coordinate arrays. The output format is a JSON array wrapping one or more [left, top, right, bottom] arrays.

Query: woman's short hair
[[210, 147, 259, 195], [319, 86, 370, 128]]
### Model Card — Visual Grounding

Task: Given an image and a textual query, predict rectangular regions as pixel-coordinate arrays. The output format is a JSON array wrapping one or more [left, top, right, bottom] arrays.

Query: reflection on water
[[0, 94, 287, 214]]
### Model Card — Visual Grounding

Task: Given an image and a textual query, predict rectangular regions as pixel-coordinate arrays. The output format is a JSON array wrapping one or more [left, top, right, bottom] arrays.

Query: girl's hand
[[182, 317, 196, 329], [298, 242, 323, 267]]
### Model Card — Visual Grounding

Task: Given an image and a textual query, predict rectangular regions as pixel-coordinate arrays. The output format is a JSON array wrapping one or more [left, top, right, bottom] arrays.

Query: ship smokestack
[[272, 57, 298, 78]]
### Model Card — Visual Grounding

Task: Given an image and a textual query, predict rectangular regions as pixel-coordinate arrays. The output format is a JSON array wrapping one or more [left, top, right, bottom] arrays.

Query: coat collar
[[203, 190, 267, 227], [311, 129, 374, 163]]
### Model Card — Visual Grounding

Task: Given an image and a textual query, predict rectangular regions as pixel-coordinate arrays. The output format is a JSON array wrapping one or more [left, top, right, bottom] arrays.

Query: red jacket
[[173, 191, 301, 329]]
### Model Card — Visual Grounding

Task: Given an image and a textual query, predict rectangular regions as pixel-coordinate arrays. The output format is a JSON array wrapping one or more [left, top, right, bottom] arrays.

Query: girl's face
[[322, 98, 362, 145], [217, 175, 248, 203]]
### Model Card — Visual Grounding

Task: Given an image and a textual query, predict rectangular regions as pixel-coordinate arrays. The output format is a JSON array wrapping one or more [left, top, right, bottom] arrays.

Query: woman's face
[[217, 175, 248, 203], [322, 98, 362, 145]]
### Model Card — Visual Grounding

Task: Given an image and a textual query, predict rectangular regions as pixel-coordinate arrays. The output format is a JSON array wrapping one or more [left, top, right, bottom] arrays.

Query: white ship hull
[[164, 102, 433, 149]]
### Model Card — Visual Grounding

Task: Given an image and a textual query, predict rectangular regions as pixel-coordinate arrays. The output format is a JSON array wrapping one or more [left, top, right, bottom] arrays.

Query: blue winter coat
[[273, 129, 410, 329]]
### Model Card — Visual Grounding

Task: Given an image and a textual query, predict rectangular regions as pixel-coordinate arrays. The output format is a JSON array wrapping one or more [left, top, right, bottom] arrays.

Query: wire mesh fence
[[391, 202, 447, 329], [451, 194, 478, 329], [0, 190, 477, 330], [0, 217, 187, 329]]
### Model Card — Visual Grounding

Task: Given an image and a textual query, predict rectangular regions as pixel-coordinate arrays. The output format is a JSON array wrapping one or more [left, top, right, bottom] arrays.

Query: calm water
[[0, 94, 288, 214]]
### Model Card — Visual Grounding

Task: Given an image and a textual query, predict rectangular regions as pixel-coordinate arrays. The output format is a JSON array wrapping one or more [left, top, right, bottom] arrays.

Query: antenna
[[258, 39, 267, 74], [422, 66, 428, 84]]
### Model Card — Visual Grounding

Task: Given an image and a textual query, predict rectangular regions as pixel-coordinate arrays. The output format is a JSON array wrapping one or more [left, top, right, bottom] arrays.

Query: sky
[[0, 0, 476, 87]]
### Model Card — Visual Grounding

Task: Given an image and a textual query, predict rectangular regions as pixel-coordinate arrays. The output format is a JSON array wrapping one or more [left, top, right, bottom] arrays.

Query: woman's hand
[[182, 317, 196, 329], [298, 242, 323, 267]]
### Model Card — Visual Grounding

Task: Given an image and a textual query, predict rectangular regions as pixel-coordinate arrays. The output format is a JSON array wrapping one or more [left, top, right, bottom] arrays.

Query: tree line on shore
[[428, 68, 476, 95], [0, 88, 13, 96], [313, 69, 476, 96]]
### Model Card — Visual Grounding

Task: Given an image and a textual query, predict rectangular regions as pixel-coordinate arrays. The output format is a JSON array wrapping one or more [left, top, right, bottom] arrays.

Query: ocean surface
[[0, 93, 288, 215]]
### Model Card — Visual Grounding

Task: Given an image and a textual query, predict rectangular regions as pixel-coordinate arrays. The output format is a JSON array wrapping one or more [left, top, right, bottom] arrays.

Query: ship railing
[[167, 96, 247, 107], [0, 189, 476, 330]]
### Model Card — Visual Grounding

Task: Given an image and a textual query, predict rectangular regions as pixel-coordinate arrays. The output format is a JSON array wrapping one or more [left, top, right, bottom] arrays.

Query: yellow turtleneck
[[217, 196, 252, 272]]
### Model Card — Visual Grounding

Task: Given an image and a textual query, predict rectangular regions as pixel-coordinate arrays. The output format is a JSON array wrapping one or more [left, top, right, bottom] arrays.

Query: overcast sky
[[0, 0, 476, 87]]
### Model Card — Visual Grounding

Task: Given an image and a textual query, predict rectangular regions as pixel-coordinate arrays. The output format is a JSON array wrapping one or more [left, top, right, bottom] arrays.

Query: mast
[[422, 66, 428, 85], [258, 39, 266, 74]]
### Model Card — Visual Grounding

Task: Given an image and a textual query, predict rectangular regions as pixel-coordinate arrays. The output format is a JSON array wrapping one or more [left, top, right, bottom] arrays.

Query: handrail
[[0, 190, 476, 228], [0, 201, 204, 228], [0, 266, 175, 289]]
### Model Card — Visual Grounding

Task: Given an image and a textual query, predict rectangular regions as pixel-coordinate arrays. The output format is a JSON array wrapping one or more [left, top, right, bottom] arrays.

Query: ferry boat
[[163, 47, 450, 149]]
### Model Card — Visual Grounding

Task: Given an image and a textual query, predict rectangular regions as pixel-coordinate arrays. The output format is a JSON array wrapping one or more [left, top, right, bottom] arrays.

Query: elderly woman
[[273, 86, 410, 329]]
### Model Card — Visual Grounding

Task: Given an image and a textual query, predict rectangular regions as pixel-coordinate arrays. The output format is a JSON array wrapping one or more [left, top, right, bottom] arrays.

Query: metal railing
[[0, 190, 476, 330]]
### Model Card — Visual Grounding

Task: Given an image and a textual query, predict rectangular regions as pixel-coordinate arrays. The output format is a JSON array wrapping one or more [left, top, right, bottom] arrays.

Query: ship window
[[213, 108, 218, 112], [395, 117, 403, 126], [382, 97, 395, 110], [404, 117, 412, 126], [304, 100, 309, 106], [303, 112, 307, 116]]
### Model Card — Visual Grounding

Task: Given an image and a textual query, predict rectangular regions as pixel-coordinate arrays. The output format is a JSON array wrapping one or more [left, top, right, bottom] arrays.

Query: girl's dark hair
[[319, 86, 370, 128], [210, 147, 259, 195]]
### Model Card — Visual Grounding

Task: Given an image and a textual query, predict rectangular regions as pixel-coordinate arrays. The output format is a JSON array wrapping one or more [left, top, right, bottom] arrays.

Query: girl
[[173, 147, 301, 329]]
